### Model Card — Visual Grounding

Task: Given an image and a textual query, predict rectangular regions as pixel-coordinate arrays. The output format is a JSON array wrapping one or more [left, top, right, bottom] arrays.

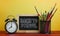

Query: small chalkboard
[[19, 16, 39, 30]]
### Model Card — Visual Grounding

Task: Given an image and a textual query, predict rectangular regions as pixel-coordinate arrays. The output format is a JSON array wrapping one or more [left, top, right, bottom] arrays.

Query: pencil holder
[[39, 20, 51, 34]]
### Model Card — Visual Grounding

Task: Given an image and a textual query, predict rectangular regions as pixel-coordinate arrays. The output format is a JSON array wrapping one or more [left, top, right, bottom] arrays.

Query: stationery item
[[34, 3, 57, 34], [45, 12, 50, 33], [39, 15, 43, 20], [34, 6, 42, 20], [44, 21, 51, 34], [34, 6, 40, 16], [45, 9, 57, 33], [49, 3, 56, 15], [47, 9, 57, 21], [39, 12, 43, 20], [46, 12, 49, 20], [47, 3, 56, 21], [42, 13, 44, 21], [40, 21, 46, 34], [44, 11, 47, 21]]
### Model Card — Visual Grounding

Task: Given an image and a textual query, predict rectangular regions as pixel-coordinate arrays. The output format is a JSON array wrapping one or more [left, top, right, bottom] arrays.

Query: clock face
[[5, 21, 17, 33]]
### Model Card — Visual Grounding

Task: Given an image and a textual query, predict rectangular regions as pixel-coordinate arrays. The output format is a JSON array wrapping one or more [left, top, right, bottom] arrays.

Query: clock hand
[[9, 26, 12, 29], [9, 22, 12, 29], [11, 22, 12, 28]]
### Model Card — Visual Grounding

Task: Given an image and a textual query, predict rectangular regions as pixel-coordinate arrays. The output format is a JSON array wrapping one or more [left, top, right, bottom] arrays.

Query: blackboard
[[19, 16, 39, 30]]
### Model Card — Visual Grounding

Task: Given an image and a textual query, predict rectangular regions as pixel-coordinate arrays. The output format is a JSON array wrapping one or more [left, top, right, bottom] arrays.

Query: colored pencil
[[46, 3, 56, 21], [47, 9, 57, 21], [34, 6, 40, 16], [49, 3, 56, 15]]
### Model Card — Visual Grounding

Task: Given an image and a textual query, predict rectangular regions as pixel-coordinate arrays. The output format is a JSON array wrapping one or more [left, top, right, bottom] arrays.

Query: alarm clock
[[5, 15, 18, 34]]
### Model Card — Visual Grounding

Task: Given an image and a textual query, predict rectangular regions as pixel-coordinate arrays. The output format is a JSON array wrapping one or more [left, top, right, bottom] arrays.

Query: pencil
[[46, 3, 56, 21], [34, 6, 40, 16], [49, 3, 56, 15], [47, 8, 57, 21]]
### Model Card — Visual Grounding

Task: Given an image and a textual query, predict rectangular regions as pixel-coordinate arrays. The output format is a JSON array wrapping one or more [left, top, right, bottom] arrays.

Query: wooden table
[[0, 31, 60, 36]]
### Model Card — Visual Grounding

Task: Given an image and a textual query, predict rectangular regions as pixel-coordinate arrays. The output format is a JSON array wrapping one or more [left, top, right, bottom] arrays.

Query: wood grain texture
[[0, 31, 60, 36]]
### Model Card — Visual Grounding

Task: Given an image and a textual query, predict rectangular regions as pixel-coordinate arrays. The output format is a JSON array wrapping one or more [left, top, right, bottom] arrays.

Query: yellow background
[[0, 0, 60, 31]]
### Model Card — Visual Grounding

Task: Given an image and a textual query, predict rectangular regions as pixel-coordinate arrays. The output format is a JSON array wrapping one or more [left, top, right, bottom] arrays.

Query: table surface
[[0, 31, 60, 36]]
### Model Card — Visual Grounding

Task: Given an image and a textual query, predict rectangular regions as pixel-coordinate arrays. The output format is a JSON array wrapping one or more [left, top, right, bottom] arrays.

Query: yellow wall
[[0, 0, 60, 31]]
